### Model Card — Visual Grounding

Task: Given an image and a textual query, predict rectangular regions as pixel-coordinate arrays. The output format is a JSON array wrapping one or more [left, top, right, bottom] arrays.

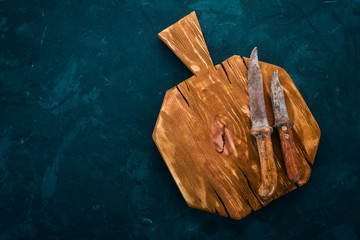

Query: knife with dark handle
[[248, 47, 277, 199], [270, 70, 300, 183]]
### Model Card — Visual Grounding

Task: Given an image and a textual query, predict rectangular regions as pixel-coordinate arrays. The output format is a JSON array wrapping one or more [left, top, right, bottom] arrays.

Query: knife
[[270, 70, 301, 183], [248, 47, 277, 199]]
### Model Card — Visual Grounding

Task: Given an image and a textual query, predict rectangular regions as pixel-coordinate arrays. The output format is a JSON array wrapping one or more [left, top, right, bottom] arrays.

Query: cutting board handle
[[158, 11, 214, 76]]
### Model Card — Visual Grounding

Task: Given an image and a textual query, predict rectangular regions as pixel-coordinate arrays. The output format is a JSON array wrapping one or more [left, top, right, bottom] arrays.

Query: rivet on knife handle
[[248, 47, 278, 199], [270, 70, 300, 183]]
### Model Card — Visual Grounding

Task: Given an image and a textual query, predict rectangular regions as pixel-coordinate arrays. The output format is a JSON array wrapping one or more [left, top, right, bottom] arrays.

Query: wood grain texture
[[158, 11, 214, 76], [153, 12, 321, 220], [275, 121, 301, 183]]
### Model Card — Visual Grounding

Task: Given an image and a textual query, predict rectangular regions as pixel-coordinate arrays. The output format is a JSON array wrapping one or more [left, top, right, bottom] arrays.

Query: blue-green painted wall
[[0, 0, 359, 239]]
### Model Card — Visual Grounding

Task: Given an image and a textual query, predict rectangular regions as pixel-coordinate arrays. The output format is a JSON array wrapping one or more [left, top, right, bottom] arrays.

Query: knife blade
[[248, 47, 277, 199], [270, 70, 300, 183]]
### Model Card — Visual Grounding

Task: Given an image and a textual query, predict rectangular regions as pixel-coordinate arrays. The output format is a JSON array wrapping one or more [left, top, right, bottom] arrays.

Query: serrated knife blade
[[270, 70, 289, 125]]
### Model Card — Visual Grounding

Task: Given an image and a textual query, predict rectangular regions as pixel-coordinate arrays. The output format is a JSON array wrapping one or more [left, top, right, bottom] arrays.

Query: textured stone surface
[[0, 0, 359, 239]]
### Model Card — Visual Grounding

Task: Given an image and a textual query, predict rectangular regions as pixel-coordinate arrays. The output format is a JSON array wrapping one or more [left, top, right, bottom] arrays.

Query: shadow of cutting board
[[153, 12, 320, 220]]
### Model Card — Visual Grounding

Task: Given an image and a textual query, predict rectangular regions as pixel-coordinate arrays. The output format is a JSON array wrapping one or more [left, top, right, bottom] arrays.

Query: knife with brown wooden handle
[[270, 70, 300, 183], [248, 47, 277, 199]]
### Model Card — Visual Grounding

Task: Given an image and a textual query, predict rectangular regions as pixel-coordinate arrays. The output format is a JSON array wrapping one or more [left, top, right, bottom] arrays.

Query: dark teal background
[[0, 0, 359, 239]]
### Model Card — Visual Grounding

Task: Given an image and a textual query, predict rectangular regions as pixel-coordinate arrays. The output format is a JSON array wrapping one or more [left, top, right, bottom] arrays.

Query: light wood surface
[[153, 12, 320, 220]]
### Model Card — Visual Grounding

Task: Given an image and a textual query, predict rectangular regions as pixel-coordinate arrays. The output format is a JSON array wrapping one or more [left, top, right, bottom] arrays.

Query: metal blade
[[248, 47, 269, 128], [270, 70, 289, 124]]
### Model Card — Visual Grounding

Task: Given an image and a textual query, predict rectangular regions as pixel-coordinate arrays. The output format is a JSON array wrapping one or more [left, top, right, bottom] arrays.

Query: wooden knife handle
[[275, 121, 300, 183], [250, 126, 277, 199]]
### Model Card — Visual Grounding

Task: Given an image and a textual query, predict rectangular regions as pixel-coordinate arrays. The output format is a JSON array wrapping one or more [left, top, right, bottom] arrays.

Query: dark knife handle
[[250, 126, 277, 199], [275, 121, 300, 183]]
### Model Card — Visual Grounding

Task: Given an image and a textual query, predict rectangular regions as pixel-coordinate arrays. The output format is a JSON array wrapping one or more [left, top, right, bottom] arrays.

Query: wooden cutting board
[[153, 11, 320, 220]]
